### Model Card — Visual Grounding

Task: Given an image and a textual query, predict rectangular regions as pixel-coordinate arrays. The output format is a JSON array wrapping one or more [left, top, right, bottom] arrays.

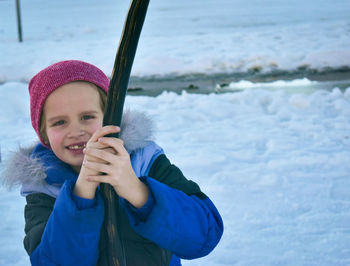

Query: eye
[[82, 115, 95, 121], [52, 120, 65, 127]]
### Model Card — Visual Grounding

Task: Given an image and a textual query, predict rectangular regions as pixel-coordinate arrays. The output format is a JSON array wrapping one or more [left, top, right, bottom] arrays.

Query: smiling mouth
[[67, 143, 86, 150]]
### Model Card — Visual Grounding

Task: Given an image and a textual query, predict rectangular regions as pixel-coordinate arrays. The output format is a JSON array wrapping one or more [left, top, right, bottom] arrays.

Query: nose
[[67, 121, 85, 138]]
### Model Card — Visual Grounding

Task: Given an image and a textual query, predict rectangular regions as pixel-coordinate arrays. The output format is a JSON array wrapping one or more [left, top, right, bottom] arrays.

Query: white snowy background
[[1, 0, 350, 265]]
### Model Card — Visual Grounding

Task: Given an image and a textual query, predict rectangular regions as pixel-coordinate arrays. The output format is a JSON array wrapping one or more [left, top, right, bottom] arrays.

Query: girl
[[3, 60, 223, 265]]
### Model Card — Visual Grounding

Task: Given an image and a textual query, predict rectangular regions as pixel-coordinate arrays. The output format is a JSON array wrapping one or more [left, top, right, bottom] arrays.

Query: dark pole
[[100, 0, 150, 265], [15, 0, 23, 42]]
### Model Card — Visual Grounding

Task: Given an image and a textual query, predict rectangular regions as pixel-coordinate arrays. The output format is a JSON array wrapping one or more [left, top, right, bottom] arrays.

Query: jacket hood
[[1, 110, 154, 189]]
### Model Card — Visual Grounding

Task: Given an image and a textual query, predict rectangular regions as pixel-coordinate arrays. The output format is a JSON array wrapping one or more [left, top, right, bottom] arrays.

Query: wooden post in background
[[15, 0, 23, 42]]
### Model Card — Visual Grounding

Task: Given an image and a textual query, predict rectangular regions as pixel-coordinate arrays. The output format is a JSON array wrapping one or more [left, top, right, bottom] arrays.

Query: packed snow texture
[[1, 0, 350, 265], [1, 81, 350, 265], [1, 0, 350, 82]]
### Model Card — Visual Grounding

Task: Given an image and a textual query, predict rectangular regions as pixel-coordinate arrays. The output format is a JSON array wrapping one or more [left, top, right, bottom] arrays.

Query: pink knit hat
[[29, 60, 110, 146]]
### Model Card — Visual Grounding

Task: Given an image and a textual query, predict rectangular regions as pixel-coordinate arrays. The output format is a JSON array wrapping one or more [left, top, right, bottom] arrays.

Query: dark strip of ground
[[127, 67, 350, 96]]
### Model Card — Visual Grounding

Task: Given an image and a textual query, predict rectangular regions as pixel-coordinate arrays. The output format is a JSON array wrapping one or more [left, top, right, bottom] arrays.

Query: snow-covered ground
[[1, 0, 350, 265], [1, 81, 350, 266], [1, 0, 350, 81]]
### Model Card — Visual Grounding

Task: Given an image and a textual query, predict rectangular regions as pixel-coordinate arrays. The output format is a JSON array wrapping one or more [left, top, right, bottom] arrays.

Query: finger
[[83, 152, 108, 164], [84, 147, 117, 164], [85, 140, 109, 150], [83, 145, 109, 164], [98, 137, 128, 156], [86, 174, 113, 184], [83, 160, 111, 174], [89, 126, 120, 143]]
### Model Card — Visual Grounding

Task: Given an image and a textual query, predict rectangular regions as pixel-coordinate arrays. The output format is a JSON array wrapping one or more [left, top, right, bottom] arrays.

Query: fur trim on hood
[[1, 110, 154, 189]]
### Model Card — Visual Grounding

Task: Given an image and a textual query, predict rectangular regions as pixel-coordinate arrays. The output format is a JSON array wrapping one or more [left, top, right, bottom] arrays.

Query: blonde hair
[[40, 84, 107, 145]]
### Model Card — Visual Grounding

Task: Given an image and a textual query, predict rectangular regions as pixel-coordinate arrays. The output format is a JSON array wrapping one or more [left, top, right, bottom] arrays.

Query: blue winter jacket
[[16, 140, 223, 266]]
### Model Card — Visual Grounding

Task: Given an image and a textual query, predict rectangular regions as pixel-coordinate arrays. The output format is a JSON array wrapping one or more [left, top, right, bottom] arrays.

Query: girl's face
[[43, 81, 104, 172]]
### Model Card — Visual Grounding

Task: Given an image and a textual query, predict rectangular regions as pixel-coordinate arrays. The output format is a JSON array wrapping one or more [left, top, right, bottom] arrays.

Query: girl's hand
[[83, 126, 149, 208], [74, 126, 120, 199]]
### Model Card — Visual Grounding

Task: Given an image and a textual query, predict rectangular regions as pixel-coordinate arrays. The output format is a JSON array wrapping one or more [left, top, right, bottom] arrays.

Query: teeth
[[68, 144, 86, 150]]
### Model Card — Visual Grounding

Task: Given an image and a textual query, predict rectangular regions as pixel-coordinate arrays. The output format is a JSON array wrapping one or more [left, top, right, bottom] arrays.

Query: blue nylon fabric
[[28, 141, 223, 265], [123, 176, 224, 260], [30, 179, 104, 266], [169, 254, 181, 265], [120, 176, 156, 222], [31, 143, 77, 185], [130, 141, 164, 177], [72, 192, 96, 210]]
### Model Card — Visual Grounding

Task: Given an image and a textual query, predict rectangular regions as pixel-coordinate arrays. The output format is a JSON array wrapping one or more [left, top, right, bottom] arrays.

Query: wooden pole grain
[[100, 1, 150, 265]]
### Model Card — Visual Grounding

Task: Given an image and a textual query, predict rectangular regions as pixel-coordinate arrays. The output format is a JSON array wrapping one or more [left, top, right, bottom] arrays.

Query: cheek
[[46, 129, 63, 148], [88, 119, 103, 135]]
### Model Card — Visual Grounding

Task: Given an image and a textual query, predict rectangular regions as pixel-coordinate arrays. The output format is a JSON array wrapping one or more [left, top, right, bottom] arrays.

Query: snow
[[227, 78, 317, 89], [1, 0, 350, 265], [1, 0, 350, 81]]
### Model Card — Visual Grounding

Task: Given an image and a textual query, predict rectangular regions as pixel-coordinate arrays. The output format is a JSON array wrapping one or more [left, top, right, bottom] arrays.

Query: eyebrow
[[80, 110, 100, 115], [47, 115, 66, 123], [46, 110, 100, 123]]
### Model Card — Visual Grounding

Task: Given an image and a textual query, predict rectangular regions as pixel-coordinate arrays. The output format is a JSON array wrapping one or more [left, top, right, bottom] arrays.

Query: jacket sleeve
[[123, 151, 224, 259], [24, 179, 104, 266]]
